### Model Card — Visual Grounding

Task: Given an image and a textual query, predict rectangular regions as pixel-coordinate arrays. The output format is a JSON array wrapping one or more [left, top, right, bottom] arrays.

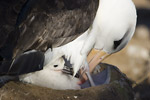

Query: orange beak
[[87, 48, 110, 72], [81, 48, 110, 80]]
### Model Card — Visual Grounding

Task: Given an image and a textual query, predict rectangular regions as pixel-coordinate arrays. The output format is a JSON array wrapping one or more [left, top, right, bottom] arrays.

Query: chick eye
[[54, 65, 58, 68]]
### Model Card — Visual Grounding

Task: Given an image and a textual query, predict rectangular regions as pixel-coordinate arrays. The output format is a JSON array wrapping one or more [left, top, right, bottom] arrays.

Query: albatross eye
[[113, 38, 123, 49]]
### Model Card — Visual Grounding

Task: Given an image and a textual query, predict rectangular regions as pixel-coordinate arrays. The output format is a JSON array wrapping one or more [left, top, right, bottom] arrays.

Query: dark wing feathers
[[0, 0, 27, 59], [13, 0, 99, 56], [0, 50, 44, 75], [0, 0, 98, 58], [0, 50, 44, 87], [0, 0, 98, 77]]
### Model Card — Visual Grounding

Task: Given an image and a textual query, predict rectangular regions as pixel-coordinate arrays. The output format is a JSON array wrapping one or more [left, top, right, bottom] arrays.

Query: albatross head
[[82, 0, 137, 78], [52, 0, 137, 81]]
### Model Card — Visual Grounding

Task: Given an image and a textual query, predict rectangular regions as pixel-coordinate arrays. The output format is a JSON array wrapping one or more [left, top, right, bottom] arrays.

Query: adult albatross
[[0, 0, 98, 75], [0, 0, 137, 87], [45, 0, 137, 81]]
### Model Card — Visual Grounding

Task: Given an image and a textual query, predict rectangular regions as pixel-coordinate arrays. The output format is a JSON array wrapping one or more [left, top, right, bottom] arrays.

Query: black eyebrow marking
[[113, 29, 130, 50], [114, 38, 123, 49]]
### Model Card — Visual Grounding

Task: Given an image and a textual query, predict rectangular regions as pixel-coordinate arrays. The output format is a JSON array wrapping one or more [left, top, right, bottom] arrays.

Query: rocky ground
[[0, 64, 134, 100]]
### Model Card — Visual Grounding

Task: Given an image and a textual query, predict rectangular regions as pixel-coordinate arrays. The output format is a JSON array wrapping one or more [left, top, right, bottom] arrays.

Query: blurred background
[[104, 0, 150, 99]]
